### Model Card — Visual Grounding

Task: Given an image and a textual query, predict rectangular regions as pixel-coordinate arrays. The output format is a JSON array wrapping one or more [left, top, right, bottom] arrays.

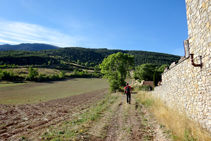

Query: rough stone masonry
[[152, 0, 211, 132]]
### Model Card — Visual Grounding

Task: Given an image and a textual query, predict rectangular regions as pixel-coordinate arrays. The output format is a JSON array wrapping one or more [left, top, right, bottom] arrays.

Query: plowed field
[[0, 88, 109, 140]]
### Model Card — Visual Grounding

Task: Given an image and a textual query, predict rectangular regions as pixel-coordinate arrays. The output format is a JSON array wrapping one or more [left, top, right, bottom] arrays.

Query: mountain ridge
[[0, 43, 60, 51]]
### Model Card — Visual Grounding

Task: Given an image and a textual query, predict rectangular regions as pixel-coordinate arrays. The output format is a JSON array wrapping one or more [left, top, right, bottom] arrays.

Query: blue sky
[[0, 0, 188, 56]]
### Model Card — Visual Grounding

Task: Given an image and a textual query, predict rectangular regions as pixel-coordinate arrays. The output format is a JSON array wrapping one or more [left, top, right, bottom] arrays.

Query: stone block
[[208, 6, 211, 12]]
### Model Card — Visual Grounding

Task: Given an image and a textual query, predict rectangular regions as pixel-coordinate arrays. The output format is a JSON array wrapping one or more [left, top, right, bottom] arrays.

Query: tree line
[[0, 47, 180, 67]]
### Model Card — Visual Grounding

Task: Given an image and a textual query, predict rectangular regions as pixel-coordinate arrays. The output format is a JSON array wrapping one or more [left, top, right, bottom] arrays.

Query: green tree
[[48, 61, 51, 66], [153, 69, 161, 86], [153, 64, 168, 86], [28, 66, 39, 80], [0, 69, 2, 80], [158, 64, 169, 72], [10, 71, 15, 82], [60, 60, 64, 65], [126, 71, 131, 78], [77, 59, 81, 65], [100, 52, 134, 92], [94, 65, 100, 73], [38, 73, 47, 81], [85, 62, 89, 67], [135, 63, 155, 81], [73, 69, 78, 75], [133, 71, 139, 80], [2, 70, 11, 80], [60, 71, 65, 78]]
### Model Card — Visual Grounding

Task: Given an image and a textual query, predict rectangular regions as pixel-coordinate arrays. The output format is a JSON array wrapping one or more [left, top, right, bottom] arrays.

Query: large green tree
[[99, 52, 134, 92], [153, 64, 169, 86], [135, 63, 156, 81], [135, 63, 169, 86]]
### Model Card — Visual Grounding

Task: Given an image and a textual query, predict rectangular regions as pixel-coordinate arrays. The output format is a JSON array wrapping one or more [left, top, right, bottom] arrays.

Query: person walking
[[124, 83, 132, 104]]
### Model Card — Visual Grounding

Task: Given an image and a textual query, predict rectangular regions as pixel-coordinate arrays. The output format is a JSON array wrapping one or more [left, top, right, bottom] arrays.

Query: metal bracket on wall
[[190, 54, 202, 68]]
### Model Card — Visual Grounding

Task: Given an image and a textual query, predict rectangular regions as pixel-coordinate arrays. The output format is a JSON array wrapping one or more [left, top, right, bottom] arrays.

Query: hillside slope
[[0, 44, 180, 67]]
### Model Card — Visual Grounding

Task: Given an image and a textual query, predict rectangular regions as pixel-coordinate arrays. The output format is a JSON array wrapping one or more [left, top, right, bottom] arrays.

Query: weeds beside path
[[67, 92, 170, 141]]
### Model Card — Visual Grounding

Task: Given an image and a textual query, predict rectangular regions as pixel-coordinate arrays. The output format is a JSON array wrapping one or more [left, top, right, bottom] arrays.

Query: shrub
[[0, 69, 18, 81], [0, 69, 2, 80], [49, 74, 60, 80], [60, 71, 65, 78], [28, 66, 38, 80], [38, 73, 47, 81], [109, 80, 119, 92]]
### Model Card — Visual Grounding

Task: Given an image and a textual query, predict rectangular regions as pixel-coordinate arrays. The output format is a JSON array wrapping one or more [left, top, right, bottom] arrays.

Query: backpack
[[126, 86, 130, 94]]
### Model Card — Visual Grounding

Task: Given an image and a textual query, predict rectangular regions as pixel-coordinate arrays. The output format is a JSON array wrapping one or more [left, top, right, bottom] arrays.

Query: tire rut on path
[[105, 101, 124, 141]]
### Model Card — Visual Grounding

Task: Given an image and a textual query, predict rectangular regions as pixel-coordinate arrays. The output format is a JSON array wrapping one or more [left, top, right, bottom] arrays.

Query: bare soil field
[[0, 87, 109, 140], [0, 78, 109, 104]]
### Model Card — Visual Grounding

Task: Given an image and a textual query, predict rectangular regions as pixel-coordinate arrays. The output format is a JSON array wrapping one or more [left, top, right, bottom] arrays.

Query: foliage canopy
[[100, 52, 134, 92]]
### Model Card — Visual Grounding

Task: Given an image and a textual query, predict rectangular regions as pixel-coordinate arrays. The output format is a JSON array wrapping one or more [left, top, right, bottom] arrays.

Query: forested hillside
[[0, 46, 180, 67]]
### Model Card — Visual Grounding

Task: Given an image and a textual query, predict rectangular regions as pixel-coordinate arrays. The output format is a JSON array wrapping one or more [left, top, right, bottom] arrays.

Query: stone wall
[[152, 0, 211, 131]]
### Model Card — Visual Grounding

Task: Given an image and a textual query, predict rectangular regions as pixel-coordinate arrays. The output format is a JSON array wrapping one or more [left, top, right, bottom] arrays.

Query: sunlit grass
[[136, 91, 211, 141]]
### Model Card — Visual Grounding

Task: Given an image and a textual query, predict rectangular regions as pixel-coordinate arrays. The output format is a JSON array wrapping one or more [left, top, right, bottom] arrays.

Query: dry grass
[[136, 91, 211, 141], [2, 68, 62, 76]]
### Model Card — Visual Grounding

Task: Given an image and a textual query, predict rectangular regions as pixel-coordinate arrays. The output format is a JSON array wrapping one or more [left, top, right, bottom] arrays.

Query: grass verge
[[136, 91, 211, 141]]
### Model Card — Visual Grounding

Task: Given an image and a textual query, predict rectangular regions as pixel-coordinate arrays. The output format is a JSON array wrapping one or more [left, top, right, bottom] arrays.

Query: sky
[[0, 0, 188, 56]]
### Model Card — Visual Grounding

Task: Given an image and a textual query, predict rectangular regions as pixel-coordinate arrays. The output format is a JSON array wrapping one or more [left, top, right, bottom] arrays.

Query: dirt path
[[88, 92, 170, 141]]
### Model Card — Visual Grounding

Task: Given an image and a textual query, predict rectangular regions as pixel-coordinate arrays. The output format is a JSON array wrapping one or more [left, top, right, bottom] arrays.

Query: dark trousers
[[126, 93, 131, 103]]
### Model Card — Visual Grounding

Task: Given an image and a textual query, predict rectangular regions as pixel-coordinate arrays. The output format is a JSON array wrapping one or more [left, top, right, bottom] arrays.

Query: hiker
[[124, 83, 132, 104]]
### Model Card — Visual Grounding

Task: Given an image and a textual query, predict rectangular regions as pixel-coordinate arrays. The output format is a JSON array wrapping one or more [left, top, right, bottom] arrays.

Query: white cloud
[[0, 20, 83, 47]]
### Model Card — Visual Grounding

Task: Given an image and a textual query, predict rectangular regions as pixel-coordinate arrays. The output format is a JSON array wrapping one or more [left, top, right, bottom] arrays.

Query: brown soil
[[0, 88, 108, 140]]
